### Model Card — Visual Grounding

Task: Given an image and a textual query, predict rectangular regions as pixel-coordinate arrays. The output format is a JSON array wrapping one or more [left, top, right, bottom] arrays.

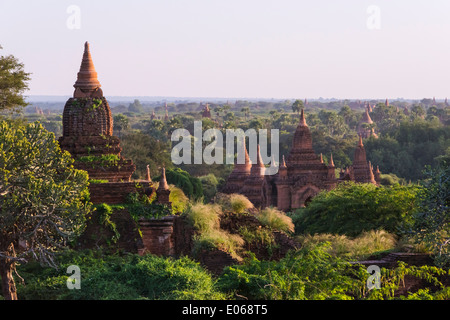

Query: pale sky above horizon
[[1, 0, 450, 100]]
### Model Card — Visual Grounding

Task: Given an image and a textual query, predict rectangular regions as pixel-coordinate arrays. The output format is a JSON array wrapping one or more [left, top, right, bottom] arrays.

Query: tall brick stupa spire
[[73, 42, 103, 98], [59, 41, 136, 184]]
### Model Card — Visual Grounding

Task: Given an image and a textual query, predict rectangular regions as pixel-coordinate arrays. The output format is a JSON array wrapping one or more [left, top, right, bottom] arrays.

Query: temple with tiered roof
[[223, 109, 381, 210]]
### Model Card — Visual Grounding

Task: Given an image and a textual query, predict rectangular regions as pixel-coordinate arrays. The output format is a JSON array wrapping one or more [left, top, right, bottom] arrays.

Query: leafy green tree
[[113, 114, 129, 138], [410, 105, 426, 119], [0, 45, 31, 113], [145, 119, 168, 142], [364, 119, 449, 181], [409, 165, 450, 267], [291, 182, 420, 237], [241, 107, 250, 121], [120, 131, 173, 179], [128, 99, 144, 113], [338, 105, 358, 129], [291, 99, 303, 116], [217, 243, 362, 300], [199, 174, 220, 203], [317, 110, 348, 136], [0, 121, 90, 300]]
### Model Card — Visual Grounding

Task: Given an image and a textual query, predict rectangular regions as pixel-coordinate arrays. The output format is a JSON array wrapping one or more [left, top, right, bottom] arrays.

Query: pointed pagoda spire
[[271, 154, 277, 167], [158, 167, 169, 191], [255, 144, 264, 168], [249, 144, 265, 177], [299, 108, 307, 126], [362, 107, 373, 124], [74, 42, 101, 93], [243, 135, 250, 165], [329, 153, 335, 167], [280, 155, 287, 168], [358, 134, 364, 147], [235, 135, 251, 168], [385, 98, 389, 106], [146, 165, 152, 182], [368, 161, 376, 183], [370, 127, 378, 139], [278, 154, 287, 178]]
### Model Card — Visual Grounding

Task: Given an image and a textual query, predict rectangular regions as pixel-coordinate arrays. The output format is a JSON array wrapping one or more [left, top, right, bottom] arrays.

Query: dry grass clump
[[297, 230, 398, 260], [229, 194, 254, 214], [257, 207, 295, 234], [214, 193, 254, 214], [185, 202, 244, 260], [185, 202, 222, 231]]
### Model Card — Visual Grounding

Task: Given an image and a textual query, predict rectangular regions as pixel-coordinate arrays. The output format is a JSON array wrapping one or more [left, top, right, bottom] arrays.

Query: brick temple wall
[[89, 181, 153, 204], [138, 216, 176, 256]]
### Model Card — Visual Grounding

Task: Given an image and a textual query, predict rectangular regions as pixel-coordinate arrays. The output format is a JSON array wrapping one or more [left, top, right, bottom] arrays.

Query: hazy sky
[[1, 0, 450, 99]]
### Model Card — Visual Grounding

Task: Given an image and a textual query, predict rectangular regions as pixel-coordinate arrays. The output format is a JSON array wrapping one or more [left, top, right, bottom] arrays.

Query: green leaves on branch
[[0, 120, 91, 266], [0, 49, 31, 113], [291, 182, 420, 237]]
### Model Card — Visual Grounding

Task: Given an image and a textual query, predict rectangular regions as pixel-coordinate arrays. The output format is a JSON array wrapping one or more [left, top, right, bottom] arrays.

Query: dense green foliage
[[12, 245, 449, 300], [291, 182, 420, 237], [296, 230, 398, 261], [0, 46, 31, 113], [0, 120, 90, 299], [120, 131, 173, 180], [156, 168, 203, 201], [409, 164, 450, 267], [218, 243, 361, 300], [14, 250, 225, 300], [218, 243, 449, 300], [364, 119, 449, 181], [0, 121, 91, 262]]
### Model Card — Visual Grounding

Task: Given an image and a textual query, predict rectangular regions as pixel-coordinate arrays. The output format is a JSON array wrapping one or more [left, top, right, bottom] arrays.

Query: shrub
[[408, 165, 450, 268], [77, 154, 120, 167], [16, 250, 226, 300], [199, 174, 220, 202], [185, 202, 222, 231], [94, 203, 120, 243], [162, 168, 203, 200], [217, 243, 359, 300], [168, 185, 189, 214], [296, 230, 397, 261], [66, 254, 225, 300], [290, 182, 419, 237], [186, 202, 244, 260], [216, 193, 254, 214], [257, 207, 295, 234], [229, 194, 254, 214]]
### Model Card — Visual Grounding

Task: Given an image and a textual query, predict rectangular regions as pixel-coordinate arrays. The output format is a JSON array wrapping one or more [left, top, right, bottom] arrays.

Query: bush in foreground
[[16, 250, 225, 300], [290, 182, 419, 237]]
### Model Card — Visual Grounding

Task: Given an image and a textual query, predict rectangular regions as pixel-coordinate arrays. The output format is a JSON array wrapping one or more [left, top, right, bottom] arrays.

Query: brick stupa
[[59, 42, 153, 204]]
